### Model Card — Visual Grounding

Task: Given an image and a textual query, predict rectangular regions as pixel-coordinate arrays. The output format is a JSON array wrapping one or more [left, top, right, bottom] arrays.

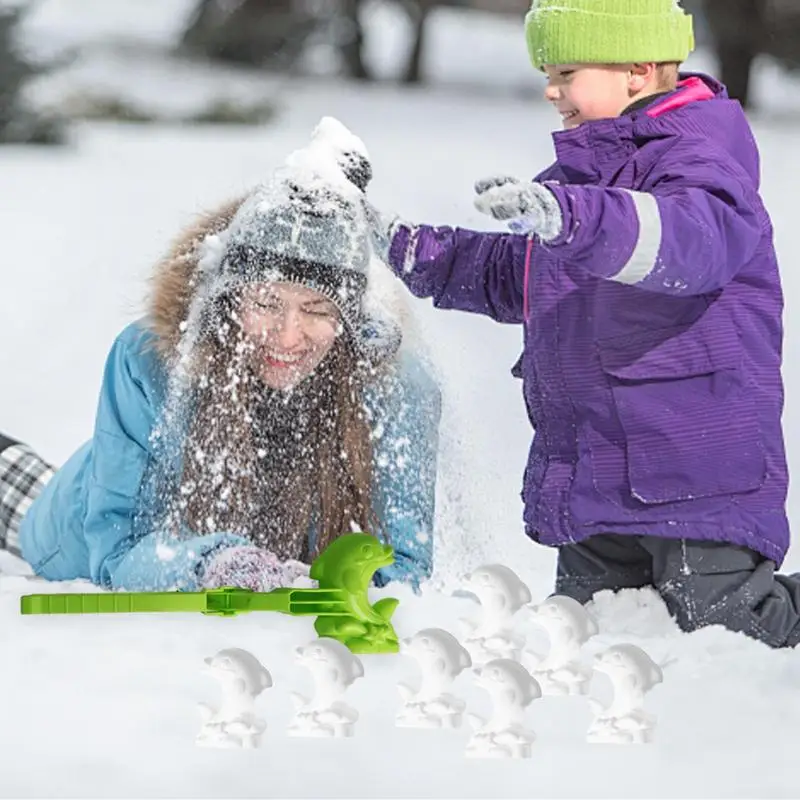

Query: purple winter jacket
[[388, 74, 790, 566]]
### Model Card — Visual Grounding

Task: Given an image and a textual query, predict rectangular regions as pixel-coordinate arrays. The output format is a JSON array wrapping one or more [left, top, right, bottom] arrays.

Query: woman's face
[[240, 282, 342, 390]]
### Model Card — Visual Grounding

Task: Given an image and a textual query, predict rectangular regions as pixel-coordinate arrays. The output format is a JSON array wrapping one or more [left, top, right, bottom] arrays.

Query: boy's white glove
[[474, 176, 563, 241]]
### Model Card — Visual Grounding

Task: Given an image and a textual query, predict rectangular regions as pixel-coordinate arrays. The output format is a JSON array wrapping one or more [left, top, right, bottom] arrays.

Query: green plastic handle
[[19, 587, 350, 618], [21, 591, 206, 615]]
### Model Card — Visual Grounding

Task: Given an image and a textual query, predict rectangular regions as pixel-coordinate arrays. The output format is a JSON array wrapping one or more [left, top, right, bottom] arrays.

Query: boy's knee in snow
[[553, 576, 598, 606], [654, 565, 797, 649]]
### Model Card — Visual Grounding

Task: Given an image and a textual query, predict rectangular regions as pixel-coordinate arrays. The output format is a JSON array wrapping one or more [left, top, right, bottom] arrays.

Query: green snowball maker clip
[[20, 532, 400, 654]]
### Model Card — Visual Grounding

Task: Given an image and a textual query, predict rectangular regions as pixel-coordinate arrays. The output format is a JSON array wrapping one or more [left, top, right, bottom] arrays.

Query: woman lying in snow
[[0, 120, 441, 593]]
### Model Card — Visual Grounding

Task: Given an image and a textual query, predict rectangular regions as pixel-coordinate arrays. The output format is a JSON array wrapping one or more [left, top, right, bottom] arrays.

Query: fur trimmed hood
[[146, 196, 244, 360]]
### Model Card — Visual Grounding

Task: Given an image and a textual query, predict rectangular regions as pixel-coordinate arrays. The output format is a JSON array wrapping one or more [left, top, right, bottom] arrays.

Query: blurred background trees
[[3, 0, 800, 145], [703, 0, 800, 109], [174, 0, 532, 84], [172, 0, 800, 105], [0, 3, 63, 142]]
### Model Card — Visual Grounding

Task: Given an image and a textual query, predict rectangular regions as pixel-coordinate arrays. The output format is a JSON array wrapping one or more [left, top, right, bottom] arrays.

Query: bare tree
[[761, 0, 800, 71], [398, 0, 530, 84], [179, 0, 318, 68], [704, 0, 800, 109], [0, 4, 63, 144], [704, 0, 765, 108], [337, 0, 371, 80], [398, 0, 430, 84]]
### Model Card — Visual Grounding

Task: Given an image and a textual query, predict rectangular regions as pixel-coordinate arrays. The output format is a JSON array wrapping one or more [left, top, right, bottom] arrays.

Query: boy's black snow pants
[[0, 434, 54, 557], [556, 533, 800, 648]]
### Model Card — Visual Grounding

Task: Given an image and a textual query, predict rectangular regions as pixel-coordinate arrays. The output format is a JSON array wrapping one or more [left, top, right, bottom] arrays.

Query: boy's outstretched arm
[[475, 149, 764, 296], [375, 211, 529, 325]]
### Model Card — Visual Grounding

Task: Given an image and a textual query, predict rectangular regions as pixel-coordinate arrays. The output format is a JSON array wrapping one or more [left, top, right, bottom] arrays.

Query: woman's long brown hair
[[177, 299, 381, 562]]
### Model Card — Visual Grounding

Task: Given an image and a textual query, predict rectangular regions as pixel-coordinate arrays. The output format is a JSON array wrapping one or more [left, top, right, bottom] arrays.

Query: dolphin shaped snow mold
[[20, 532, 402, 654]]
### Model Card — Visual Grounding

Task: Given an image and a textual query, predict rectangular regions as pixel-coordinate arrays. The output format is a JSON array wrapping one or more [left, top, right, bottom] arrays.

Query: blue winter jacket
[[19, 321, 441, 591]]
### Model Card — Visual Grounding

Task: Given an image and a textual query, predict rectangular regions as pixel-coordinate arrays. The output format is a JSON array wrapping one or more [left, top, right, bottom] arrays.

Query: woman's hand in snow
[[474, 175, 563, 241], [200, 546, 315, 591]]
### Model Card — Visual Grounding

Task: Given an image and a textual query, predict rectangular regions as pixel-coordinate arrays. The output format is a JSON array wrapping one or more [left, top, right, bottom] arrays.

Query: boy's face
[[543, 64, 642, 129]]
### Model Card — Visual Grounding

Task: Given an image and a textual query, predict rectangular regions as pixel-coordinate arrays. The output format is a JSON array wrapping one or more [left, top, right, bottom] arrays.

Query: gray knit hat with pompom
[[220, 119, 400, 365]]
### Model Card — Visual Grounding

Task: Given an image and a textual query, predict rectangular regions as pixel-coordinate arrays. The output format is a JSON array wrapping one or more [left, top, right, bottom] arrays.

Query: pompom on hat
[[524, 0, 695, 70]]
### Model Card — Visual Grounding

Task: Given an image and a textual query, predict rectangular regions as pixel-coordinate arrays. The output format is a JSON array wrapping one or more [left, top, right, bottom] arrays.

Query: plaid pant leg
[[0, 444, 55, 557]]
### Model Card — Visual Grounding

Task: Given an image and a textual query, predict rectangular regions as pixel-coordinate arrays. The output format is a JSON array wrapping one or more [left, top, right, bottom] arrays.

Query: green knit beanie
[[525, 0, 695, 70]]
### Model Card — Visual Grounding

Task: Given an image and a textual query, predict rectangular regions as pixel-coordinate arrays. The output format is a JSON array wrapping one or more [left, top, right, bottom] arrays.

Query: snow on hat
[[525, 0, 695, 70], [220, 117, 400, 364]]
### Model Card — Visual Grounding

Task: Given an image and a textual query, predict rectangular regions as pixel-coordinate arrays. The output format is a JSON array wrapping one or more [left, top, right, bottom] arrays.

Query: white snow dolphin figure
[[524, 594, 599, 691], [457, 564, 532, 663], [289, 637, 365, 738], [590, 643, 663, 720], [396, 628, 472, 729], [197, 648, 272, 748], [461, 564, 533, 623], [471, 659, 542, 729], [466, 658, 541, 759], [528, 595, 598, 649], [292, 637, 365, 710], [398, 628, 472, 701]]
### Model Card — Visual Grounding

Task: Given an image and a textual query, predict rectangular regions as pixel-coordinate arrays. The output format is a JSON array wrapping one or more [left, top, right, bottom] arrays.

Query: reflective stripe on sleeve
[[608, 190, 663, 284]]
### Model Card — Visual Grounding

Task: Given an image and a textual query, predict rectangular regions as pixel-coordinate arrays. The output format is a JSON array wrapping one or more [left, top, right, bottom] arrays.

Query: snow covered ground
[[2, 2, 800, 798]]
